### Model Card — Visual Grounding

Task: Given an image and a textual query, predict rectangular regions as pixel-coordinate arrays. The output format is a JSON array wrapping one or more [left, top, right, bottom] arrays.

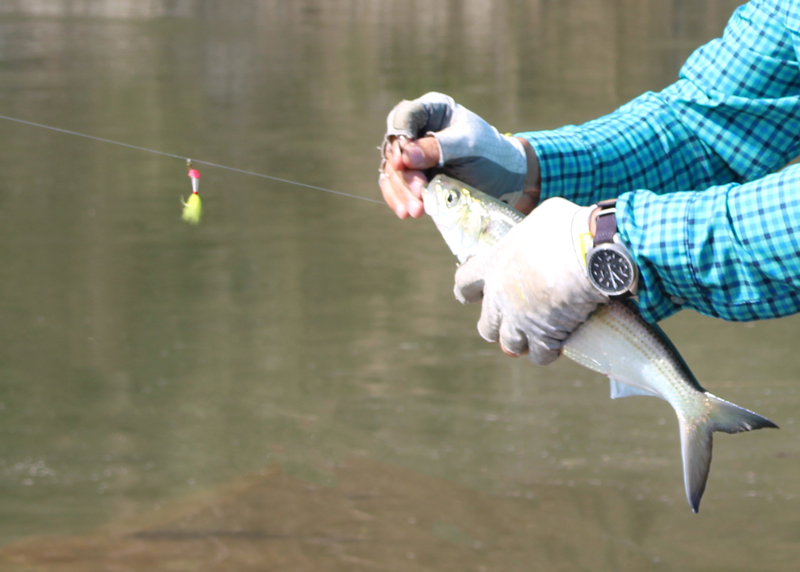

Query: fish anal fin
[[609, 377, 662, 400]]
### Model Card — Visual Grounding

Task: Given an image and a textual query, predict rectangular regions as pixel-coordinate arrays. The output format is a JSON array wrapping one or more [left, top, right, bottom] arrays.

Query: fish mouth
[[421, 186, 440, 218]]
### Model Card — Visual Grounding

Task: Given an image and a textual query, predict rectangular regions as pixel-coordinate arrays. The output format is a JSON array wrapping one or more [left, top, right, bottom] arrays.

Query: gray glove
[[385, 92, 528, 205], [453, 197, 608, 365]]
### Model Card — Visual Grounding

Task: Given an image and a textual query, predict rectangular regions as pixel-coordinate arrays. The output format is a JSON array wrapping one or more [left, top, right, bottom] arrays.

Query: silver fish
[[423, 174, 778, 512]]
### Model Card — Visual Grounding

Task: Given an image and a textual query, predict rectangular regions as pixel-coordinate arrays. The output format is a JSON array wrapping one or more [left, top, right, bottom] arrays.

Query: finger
[[404, 182, 425, 218], [527, 340, 560, 366], [498, 320, 528, 357], [400, 140, 437, 205], [386, 139, 405, 171], [454, 256, 487, 304], [476, 293, 502, 343], [380, 172, 408, 219], [400, 167, 428, 203], [501, 344, 525, 358], [388, 139, 436, 202], [388, 161, 426, 217], [386, 139, 428, 195], [401, 138, 440, 171], [381, 160, 425, 218]]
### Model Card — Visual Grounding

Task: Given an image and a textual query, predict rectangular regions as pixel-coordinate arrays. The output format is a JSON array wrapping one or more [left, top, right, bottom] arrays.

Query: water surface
[[0, 1, 799, 571]]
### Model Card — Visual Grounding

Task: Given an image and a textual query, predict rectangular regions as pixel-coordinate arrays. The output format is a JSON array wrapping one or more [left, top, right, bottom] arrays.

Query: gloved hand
[[380, 92, 530, 217], [454, 197, 608, 365]]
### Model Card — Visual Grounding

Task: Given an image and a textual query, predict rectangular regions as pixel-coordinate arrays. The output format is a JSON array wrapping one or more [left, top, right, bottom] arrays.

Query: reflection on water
[[0, 0, 799, 570], [3, 454, 800, 571], [5, 454, 799, 572], [0, 458, 662, 571]]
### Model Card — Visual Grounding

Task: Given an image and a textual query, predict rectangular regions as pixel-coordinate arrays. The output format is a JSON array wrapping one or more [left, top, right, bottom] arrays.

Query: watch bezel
[[585, 241, 637, 297]]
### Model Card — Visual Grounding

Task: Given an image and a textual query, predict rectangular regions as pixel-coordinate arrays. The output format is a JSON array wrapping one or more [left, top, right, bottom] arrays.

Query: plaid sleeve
[[617, 164, 800, 323], [515, 0, 800, 207]]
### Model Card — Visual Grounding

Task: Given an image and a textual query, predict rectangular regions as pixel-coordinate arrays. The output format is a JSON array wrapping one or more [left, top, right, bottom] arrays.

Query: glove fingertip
[[498, 334, 528, 358], [527, 346, 560, 367]]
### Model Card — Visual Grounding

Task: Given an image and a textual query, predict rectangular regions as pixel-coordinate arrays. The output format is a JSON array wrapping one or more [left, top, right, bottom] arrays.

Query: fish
[[422, 173, 778, 513]]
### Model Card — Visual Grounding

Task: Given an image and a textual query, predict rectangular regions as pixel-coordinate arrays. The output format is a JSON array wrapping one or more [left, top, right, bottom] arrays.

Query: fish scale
[[423, 174, 778, 512], [564, 302, 703, 414]]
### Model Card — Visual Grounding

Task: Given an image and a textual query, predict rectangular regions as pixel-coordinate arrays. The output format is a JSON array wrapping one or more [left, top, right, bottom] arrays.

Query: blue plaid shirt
[[517, 0, 800, 323]]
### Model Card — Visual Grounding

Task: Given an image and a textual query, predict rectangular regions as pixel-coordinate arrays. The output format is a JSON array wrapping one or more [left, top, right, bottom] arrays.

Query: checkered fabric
[[516, 0, 800, 323]]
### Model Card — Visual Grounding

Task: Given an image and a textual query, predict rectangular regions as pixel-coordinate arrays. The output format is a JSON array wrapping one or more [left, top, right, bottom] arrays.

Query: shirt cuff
[[616, 190, 694, 323]]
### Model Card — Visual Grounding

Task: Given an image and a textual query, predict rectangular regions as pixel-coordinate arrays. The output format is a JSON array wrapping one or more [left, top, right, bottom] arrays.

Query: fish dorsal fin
[[609, 378, 663, 400]]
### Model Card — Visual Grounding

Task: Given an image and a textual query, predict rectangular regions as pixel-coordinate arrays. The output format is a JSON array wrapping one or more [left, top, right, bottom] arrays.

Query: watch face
[[588, 248, 634, 294]]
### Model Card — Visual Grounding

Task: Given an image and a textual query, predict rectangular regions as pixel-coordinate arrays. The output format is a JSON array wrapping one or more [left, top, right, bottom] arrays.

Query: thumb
[[402, 137, 440, 170], [454, 254, 488, 304]]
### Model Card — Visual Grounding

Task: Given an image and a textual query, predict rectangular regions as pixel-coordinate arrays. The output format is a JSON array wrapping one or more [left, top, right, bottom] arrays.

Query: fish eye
[[445, 189, 460, 206]]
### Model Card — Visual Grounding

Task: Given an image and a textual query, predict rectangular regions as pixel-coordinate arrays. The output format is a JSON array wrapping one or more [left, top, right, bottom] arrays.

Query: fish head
[[422, 175, 486, 263]]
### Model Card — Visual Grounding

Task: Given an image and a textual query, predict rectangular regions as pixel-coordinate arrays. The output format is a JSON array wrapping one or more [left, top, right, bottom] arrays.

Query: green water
[[0, 1, 798, 570]]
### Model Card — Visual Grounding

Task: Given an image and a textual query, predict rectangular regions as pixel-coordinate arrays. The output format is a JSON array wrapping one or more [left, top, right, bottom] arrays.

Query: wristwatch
[[585, 199, 638, 298]]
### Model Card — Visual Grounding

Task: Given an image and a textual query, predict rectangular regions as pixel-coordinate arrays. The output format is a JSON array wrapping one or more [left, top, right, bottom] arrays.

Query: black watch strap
[[593, 199, 617, 245]]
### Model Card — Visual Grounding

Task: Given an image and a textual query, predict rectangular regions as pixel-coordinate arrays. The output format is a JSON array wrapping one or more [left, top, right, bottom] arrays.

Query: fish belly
[[562, 303, 705, 418]]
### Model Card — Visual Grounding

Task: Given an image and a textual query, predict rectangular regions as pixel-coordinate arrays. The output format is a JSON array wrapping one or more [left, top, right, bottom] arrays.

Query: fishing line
[[0, 113, 384, 205]]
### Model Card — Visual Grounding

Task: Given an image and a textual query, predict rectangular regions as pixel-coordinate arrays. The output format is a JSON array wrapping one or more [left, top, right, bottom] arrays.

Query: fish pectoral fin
[[608, 377, 662, 400]]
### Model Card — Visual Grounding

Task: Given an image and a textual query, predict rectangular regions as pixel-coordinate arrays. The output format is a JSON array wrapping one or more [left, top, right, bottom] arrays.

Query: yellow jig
[[182, 159, 202, 225]]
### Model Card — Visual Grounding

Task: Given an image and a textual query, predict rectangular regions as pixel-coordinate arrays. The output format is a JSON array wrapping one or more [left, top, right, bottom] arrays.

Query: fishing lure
[[0, 115, 382, 209], [182, 159, 202, 225]]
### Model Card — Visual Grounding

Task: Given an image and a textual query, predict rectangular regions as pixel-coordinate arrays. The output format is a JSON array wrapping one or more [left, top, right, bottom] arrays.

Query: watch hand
[[609, 270, 622, 288]]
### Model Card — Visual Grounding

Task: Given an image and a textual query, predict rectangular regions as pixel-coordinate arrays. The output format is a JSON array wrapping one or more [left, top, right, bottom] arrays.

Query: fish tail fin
[[679, 394, 778, 513]]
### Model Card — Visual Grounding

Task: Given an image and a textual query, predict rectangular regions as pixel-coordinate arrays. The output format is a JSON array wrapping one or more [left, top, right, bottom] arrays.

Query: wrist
[[514, 137, 541, 214], [583, 200, 639, 298]]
